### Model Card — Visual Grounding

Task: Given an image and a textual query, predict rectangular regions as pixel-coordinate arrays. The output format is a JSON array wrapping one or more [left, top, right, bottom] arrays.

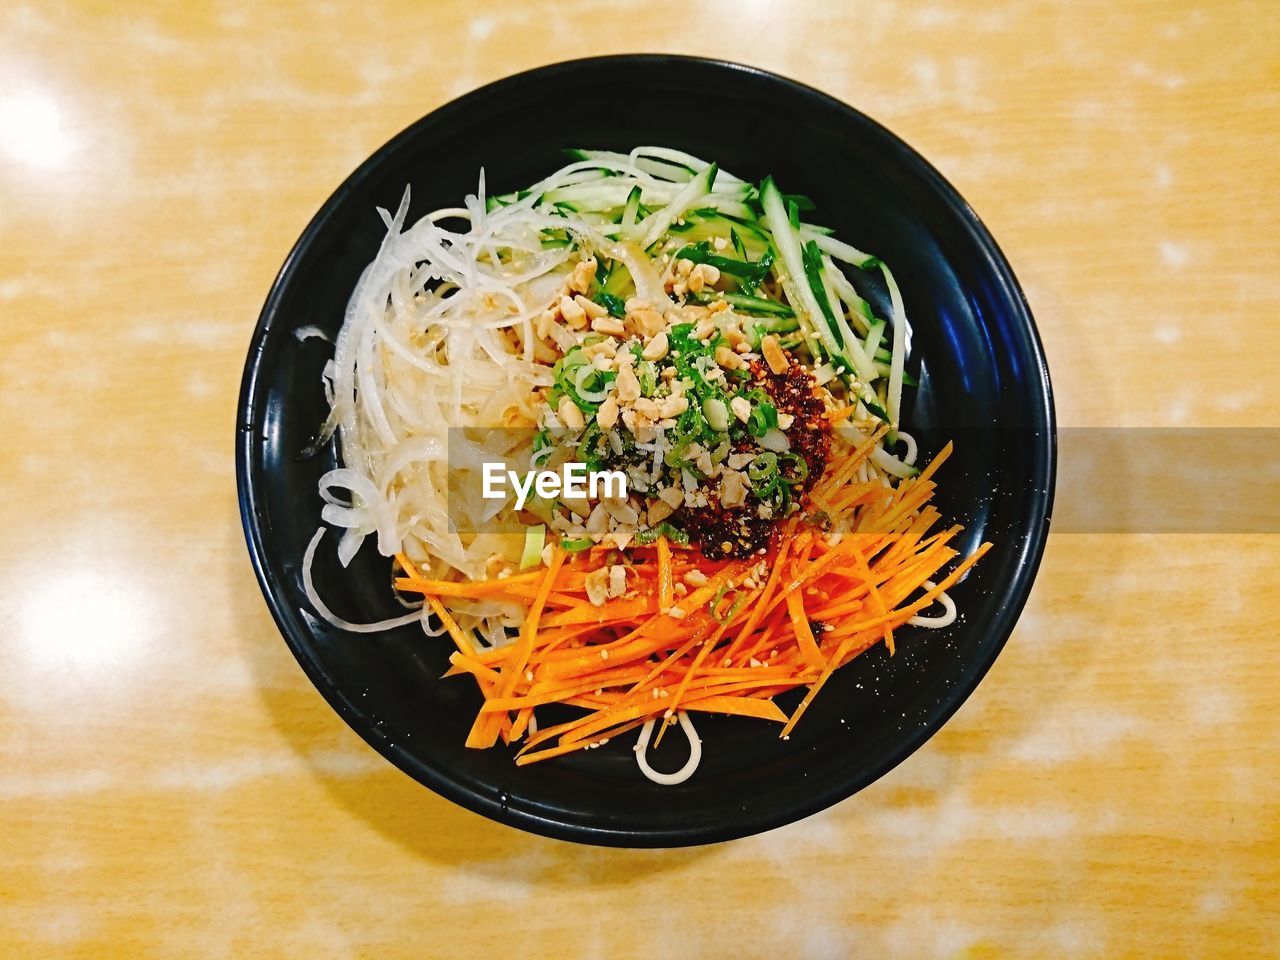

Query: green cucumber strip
[[633, 147, 744, 182], [881, 262, 908, 429], [864, 321, 886, 359], [691, 291, 795, 317], [801, 240, 842, 345], [621, 185, 642, 229], [799, 227, 877, 269], [804, 244, 876, 384], [519, 525, 546, 569], [872, 361, 916, 385], [782, 192, 816, 211], [759, 176, 842, 364], [870, 446, 918, 479], [595, 292, 626, 318], [823, 256, 874, 337], [632, 156, 697, 182], [601, 260, 632, 298], [634, 163, 718, 248], [673, 241, 774, 288], [742, 315, 800, 348]]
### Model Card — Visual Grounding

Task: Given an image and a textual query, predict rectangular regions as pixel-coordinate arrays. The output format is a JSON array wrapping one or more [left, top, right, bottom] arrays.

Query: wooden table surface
[[3, 2, 1277, 957]]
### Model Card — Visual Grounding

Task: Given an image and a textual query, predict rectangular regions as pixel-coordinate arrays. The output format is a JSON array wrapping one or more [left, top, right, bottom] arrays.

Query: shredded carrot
[[387, 445, 991, 768], [423, 595, 477, 657], [395, 552, 423, 581], [787, 590, 825, 668], [656, 536, 674, 612]]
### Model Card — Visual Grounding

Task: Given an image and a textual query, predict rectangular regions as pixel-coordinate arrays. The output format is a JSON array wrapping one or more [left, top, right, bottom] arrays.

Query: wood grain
[[1, 1, 1276, 956]]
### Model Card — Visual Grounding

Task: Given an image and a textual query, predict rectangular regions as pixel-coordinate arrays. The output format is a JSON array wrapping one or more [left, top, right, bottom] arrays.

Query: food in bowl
[[300, 146, 990, 783]]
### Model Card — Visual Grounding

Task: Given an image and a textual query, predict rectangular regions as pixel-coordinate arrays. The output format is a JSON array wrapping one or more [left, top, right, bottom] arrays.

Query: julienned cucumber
[[760, 177, 882, 393], [493, 155, 913, 427], [706, 291, 795, 317], [759, 176, 840, 360], [631, 162, 718, 249]]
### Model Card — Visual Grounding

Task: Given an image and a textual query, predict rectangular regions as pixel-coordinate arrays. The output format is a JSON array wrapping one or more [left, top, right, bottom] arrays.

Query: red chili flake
[[680, 359, 832, 561]]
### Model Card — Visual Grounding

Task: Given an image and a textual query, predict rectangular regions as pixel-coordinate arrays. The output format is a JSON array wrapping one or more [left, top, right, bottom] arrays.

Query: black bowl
[[236, 55, 1054, 847]]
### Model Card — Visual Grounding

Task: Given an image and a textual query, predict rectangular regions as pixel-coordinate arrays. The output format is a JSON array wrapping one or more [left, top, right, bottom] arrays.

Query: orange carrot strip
[[724, 537, 791, 662], [682, 694, 788, 723], [478, 669, 651, 713], [466, 546, 564, 749], [653, 619, 730, 747], [395, 552, 423, 580], [824, 543, 991, 640], [510, 707, 535, 742], [468, 624, 599, 665], [779, 636, 857, 739], [514, 719, 648, 766], [539, 700, 662, 752], [786, 590, 825, 668], [656, 536, 674, 612], [541, 596, 656, 628], [847, 543, 894, 656], [514, 628, 708, 753], [915, 440, 953, 485], [394, 570, 545, 597], [422, 595, 477, 657], [447, 651, 501, 684]]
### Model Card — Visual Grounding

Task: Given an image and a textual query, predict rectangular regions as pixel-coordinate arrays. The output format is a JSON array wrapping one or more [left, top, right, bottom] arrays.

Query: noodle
[[300, 147, 988, 781]]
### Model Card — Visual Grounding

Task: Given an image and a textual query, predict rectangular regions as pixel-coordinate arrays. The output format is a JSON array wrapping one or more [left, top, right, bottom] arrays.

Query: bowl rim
[[236, 53, 1057, 847]]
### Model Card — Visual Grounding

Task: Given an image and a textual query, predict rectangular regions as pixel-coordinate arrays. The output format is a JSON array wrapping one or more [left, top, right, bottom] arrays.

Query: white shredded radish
[[303, 173, 593, 642], [295, 325, 330, 343], [302, 528, 424, 633]]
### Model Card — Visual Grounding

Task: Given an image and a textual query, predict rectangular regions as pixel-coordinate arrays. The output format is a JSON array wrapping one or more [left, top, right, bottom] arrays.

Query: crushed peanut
[[591, 315, 627, 336], [596, 395, 619, 430], [576, 294, 608, 319], [584, 567, 610, 606], [569, 257, 597, 294], [535, 309, 556, 340], [720, 469, 748, 507], [607, 564, 627, 599], [603, 497, 639, 526], [761, 334, 789, 374], [647, 499, 676, 524], [632, 397, 661, 420], [629, 307, 666, 337], [560, 294, 587, 329], [615, 362, 641, 402], [714, 345, 743, 370], [558, 395, 585, 431], [642, 331, 669, 361]]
